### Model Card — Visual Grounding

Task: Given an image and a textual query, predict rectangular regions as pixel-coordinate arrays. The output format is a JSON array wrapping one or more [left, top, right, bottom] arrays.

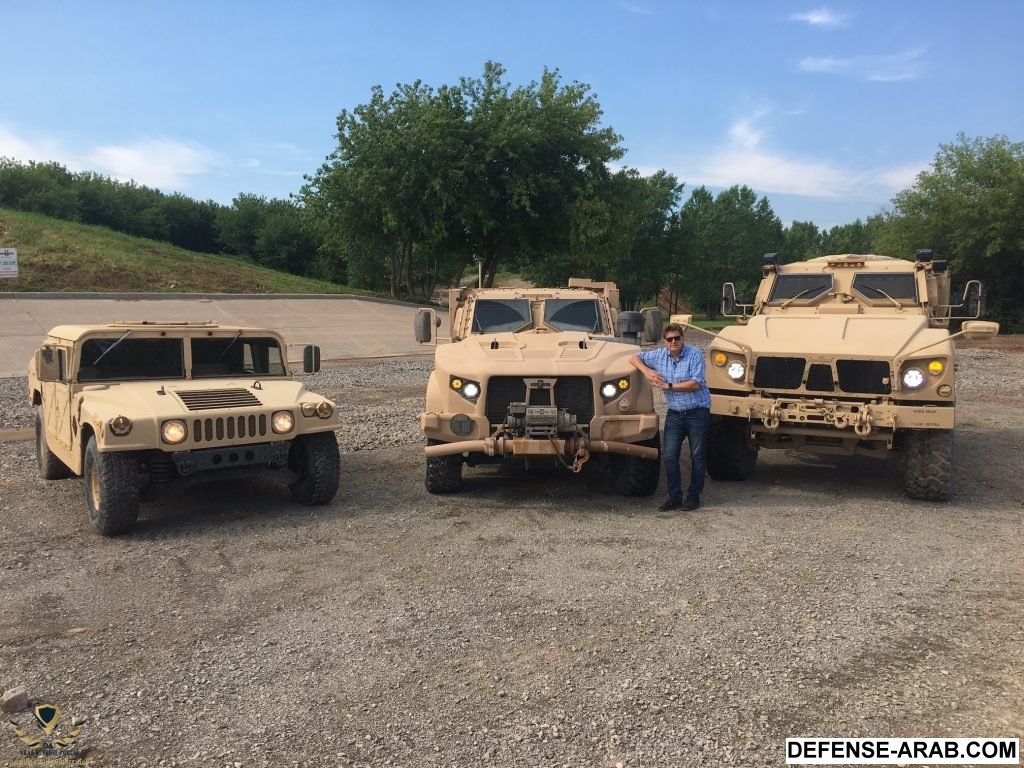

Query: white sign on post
[[0, 248, 17, 279]]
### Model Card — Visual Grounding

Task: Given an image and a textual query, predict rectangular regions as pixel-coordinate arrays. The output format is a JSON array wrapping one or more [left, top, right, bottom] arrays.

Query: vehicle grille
[[485, 376, 594, 425], [191, 414, 268, 444], [752, 357, 891, 395], [176, 388, 263, 411]]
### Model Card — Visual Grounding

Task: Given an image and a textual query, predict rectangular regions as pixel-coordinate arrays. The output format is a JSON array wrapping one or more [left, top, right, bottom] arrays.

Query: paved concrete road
[[0, 293, 441, 377]]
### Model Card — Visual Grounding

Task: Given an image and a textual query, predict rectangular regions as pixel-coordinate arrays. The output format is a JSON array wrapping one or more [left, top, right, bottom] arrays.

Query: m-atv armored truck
[[28, 321, 341, 535], [698, 249, 998, 501], [414, 279, 663, 495]]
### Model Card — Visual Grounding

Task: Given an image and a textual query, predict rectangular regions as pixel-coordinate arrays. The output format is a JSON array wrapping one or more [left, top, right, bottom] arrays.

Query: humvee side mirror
[[414, 309, 440, 344], [721, 283, 738, 316], [962, 281, 984, 318], [642, 308, 663, 343], [616, 311, 644, 341], [302, 345, 321, 374], [37, 346, 60, 382], [960, 320, 999, 341]]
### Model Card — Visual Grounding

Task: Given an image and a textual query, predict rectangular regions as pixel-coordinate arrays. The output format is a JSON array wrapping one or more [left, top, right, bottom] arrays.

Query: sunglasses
[[663, 335, 682, 343]]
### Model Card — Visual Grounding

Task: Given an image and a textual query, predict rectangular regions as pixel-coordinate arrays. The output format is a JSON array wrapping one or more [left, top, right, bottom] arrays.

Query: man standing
[[629, 323, 711, 511]]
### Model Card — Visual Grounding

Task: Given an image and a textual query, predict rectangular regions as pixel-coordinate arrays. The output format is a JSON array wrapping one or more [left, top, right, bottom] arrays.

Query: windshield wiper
[[90, 331, 132, 366], [219, 330, 243, 358], [864, 285, 904, 310], [780, 286, 827, 309]]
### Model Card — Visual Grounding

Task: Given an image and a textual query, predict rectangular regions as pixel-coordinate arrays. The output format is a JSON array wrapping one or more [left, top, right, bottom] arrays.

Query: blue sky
[[2, 1, 1022, 229]]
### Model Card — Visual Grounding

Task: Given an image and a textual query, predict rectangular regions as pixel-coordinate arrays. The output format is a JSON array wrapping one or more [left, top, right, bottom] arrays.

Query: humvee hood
[[78, 379, 312, 417], [436, 331, 639, 373], [716, 315, 953, 358]]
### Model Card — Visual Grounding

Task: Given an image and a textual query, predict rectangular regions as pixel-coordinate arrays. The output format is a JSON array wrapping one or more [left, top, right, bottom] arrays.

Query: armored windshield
[[191, 337, 286, 377], [472, 299, 532, 333], [543, 299, 603, 332], [852, 273, 918, 304], [79, 338, 185, 381], [768, 274, 834, 303]]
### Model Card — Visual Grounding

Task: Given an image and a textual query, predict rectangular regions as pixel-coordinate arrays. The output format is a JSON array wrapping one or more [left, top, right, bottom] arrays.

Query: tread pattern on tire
[[84, 436, 140, 536], [611, 435, 661, 497], [289, 432, 341, 505], [904, 429, 952, 502], [707, 416, 758, 481], [425, 439, 463, 494], [37, 409, 73, 480]]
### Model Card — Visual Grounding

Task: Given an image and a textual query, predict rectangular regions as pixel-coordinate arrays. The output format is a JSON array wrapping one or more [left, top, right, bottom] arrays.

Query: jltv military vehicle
[[28, 321, 341, 535], [700, 249, 998, 501], [414, 279, 663, 495]]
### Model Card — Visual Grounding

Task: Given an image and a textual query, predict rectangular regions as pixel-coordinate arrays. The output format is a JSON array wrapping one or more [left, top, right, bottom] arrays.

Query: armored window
[[544, 299, 602, 332], [191, 337, 286, 376], [79, 338, 184, 381], [768, 274, 834, 303], [852, 273, 918, 304], [472, 299, 532, 333]]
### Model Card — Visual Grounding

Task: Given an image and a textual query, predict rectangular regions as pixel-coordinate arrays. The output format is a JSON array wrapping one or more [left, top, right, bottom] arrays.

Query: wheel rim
[[88, 461, 102, 512]]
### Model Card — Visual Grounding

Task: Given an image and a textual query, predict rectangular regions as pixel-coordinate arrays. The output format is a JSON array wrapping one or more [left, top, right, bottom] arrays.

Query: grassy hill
[[0, 208, 359, 294]]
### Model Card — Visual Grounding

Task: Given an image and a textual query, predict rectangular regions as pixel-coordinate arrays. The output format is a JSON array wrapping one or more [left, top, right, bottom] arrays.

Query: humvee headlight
[[600, 377, 631, 402], [301, 402, 318, 417], [272, 410, 295, 434], [726, 361, 746, 381], [315, 401, 334, 419], [109, 415, 133, 436], [902, 367, 926, 389], [712, 351, 728, 367], [928, 360, 945, 376], [161, 419, 188, 445], [450, 376, 481, 402]]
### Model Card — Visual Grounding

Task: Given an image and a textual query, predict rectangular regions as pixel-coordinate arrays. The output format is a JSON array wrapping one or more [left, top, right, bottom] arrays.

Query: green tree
[[782, 220, 823, 261], [877, 133, 1024, 328]]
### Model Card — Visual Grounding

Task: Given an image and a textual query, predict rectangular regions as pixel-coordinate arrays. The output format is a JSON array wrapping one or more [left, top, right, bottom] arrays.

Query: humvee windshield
[[472, 299, 532, 333], [79, 338, 185, 381], [544, 299, 602, 332], [852, 273, 918, 303], [768, 274, 834, 303], [191, 337, 286, 377]]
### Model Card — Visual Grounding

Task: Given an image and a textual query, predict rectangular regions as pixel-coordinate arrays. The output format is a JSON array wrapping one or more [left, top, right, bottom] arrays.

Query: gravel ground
[[0, 343, 1022, 767]]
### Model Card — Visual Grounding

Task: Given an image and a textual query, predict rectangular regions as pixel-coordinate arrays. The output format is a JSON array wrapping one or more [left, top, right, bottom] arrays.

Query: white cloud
[[618, 2, 652, 15], [790, 7, 850, 28], [799, 49, 925, 81], [87, 139, 218, 190]]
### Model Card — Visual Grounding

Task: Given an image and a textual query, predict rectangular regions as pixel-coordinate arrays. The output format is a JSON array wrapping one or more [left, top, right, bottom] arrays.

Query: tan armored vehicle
[[28, 321, 341, 535], [697, 249, 998, 501], [414, 279, 663, 495]]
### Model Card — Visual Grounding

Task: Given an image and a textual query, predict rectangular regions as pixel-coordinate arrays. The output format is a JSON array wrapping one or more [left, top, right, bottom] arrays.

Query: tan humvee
[[413, 279, 663, 495], [28, 321, 341, 535], [687, 249, 999, 501]]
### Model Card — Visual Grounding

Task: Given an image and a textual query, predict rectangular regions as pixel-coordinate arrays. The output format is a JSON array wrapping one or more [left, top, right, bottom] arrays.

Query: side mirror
[[302, 345, 321, 374], [36, 346, 61, 382], [616, 311, 644, 340], [414, 309, 438, 344], [962, 281, 984, 318], [642, 308, 663, 343], [721, 283, 738, 316], [960, 320, 999, 341]]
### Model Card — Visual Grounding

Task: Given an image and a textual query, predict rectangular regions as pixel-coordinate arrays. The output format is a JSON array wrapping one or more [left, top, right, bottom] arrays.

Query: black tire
[[707, 415, 758, 481], [904, 429, 952, 502], [288, 432, 341, 505], [425, 439, 463, 494], [36, 408, 73, 480], [83, 436, 140, 536], [611, 434, 661, 496]]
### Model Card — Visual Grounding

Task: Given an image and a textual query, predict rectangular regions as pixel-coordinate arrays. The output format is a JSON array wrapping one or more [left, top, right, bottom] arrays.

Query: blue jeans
[[663, 407, 710, 502]]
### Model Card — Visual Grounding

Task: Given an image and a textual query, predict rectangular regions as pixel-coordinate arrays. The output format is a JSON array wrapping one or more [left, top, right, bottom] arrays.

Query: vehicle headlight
[[316, 401, 334, 419], [601, 377, 631, 402], [902, 367, 926, 389], [726, 361, 746, 381], [712, 351, 729, 367], [450, 376, 481, 402], [109, 415, 133, 436], [301, 402, 317, 417], [272, 411, 295, 434], [928, 359, 945, 376], [161, 419, 187, 445]]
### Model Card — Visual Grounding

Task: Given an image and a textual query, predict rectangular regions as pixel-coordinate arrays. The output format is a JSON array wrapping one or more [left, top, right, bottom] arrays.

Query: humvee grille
[[486, 376, 594, 426], [751, 357, 891, 395], [753, 357, 805, 390], [836, 360, 891, 394], [806, 363, 834, 392], [191, 414, 268, 444], [176, 388, 263, 411]]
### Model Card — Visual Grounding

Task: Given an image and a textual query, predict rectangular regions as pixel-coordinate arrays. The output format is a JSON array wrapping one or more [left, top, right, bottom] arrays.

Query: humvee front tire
[[904, 428, 952, 502], [84, 436, 140, 536], [426, 439, 463, 494], [288, 432, 341, 505], [36, 408, 73, 480], [611, 434, 661, 496], [707, 416, 758, 481]]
